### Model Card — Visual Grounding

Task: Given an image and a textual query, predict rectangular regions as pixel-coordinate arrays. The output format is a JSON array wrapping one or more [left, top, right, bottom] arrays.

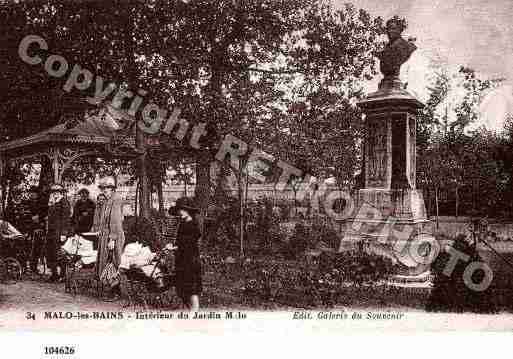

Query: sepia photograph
[[1, 0, 513, 352]]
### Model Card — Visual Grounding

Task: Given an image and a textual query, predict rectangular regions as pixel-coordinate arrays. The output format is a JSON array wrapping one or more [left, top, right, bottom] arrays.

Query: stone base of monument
[[340, 188, 437, 284], [350, 189, 429, 221], [387, 271, 434, 289], [339, 235, 436, 276], [339, 236, 436, 288]]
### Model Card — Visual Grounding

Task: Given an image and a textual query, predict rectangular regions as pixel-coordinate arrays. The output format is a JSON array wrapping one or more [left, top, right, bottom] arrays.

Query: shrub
[[276, 201, 292, 221], [320, 250, 397, 285], [282, 223, 308, 260], [242, 250, 397, 307], [426, 234, 497, 313], [310, 222, 340, 250]]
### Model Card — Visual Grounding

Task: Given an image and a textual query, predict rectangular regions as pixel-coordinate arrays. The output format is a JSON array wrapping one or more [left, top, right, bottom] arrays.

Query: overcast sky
[[342, 0, 513, 80], [339, 0, 513, 131]]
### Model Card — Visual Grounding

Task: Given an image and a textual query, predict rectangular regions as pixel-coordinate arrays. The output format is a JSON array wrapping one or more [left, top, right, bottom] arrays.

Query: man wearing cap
[[96, 176, 125, 298], [24, 186, 49, 274], [46, 184, 71, 282], [72, 188, 95, 234]]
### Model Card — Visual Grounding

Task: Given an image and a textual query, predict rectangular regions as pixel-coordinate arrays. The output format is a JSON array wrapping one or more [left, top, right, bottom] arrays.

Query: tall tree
[[418, 65, 508, 218], [266, 3, 383, 191], [2, 0, 384, 223]]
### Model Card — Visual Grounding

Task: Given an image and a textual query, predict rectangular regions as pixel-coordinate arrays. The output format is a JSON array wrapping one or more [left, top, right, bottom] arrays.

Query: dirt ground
[[2, 276, 513, 334], [2, 279, 513, 334], [0, 279, 120, 312]]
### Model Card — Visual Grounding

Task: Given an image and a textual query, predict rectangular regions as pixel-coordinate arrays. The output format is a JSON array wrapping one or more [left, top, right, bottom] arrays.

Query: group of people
[[5, 183, 97, 281], [4, 176, 202, 310]]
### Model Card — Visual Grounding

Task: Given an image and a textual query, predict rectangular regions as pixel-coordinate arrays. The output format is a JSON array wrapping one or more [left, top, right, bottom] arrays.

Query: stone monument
[[341, 16, 434, 277]]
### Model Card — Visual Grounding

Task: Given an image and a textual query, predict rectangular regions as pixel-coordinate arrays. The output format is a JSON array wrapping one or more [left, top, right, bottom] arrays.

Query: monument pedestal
[[340, 85, 435, 277]]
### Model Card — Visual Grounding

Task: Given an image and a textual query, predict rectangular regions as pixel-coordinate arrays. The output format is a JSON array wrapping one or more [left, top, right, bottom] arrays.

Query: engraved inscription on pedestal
[[408, 116, 416, 188], [365, 117, 389, 188], [391, 114, 410, 189]]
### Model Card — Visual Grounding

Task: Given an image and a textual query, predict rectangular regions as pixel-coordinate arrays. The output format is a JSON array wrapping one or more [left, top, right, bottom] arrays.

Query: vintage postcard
[[1, 0, 513, 355]]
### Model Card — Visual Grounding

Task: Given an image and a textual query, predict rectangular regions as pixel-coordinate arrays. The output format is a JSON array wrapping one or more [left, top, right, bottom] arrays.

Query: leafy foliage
[[241, 249, 396, 307], [427, 234, 497, 313], [417, 65, 512, 218], [1, 1, 385, 220], [318, 250, 397, 285]]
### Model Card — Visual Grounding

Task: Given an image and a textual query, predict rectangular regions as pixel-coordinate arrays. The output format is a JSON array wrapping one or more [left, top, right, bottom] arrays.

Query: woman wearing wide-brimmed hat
[[170, 197, 202, 310], [95, 177, 125, 297]]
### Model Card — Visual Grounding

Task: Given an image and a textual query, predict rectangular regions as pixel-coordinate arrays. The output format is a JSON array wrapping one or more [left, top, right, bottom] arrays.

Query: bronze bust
[[378, 16, 417, 89]]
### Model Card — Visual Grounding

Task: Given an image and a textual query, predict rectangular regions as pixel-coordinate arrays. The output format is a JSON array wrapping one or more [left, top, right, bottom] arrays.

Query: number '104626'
[[44, 346, 75, 355]]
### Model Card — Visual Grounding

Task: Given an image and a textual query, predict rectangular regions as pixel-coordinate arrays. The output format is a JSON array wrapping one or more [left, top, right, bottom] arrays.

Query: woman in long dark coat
[[46, 184, 71, 282], [172, 197, 202, 311]]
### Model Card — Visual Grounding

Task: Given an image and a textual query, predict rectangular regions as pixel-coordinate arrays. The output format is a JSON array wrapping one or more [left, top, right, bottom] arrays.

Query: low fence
[[432, 216, 513, 241], [112, 184, 343, 213]]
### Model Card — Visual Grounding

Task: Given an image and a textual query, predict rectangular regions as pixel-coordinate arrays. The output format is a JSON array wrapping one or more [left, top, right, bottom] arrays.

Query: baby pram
[[119, 215, 180, 309], [0, 220, 26, 283], [62, 233, 99, 295]]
